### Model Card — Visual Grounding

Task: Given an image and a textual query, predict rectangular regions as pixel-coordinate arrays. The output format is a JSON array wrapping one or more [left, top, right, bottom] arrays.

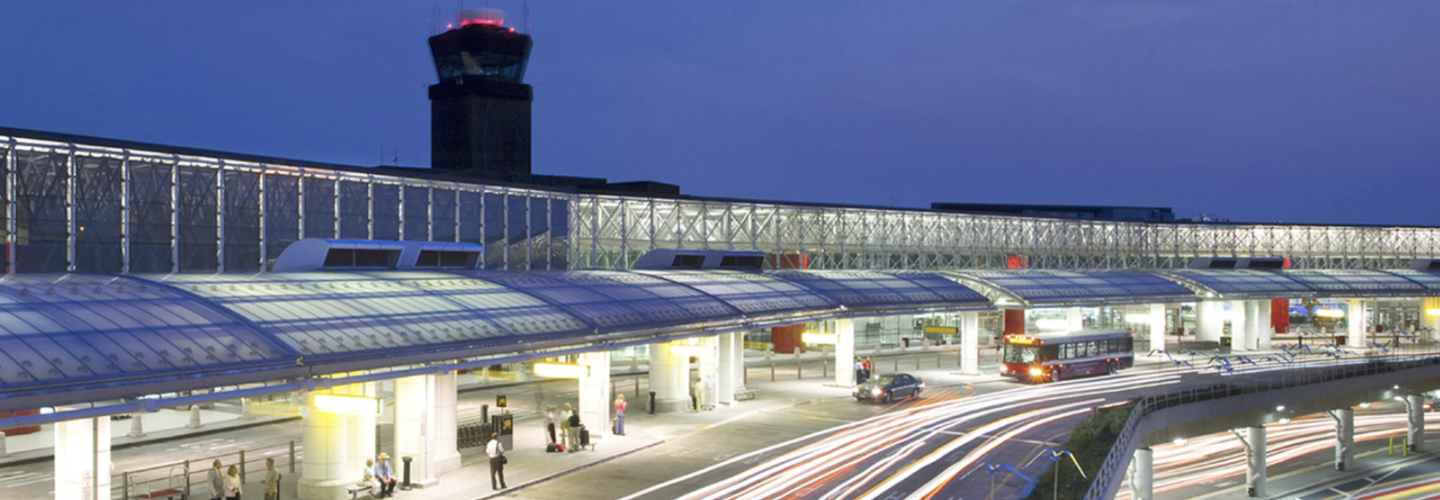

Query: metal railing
[[1083, 351, 1440, 500], [114, 441, 296, 500]]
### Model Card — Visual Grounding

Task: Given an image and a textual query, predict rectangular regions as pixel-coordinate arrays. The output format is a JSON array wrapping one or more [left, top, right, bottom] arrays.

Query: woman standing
[[613, 394, 627, 435], [224, 465, 243, 500]]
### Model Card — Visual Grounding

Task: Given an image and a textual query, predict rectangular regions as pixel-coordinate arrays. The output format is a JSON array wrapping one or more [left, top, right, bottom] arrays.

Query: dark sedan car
[[853, 373, 925, 403]]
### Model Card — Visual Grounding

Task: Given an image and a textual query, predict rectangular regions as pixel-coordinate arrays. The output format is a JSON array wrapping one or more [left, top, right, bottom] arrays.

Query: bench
[[733, 389, 757, 401], [134, 489, 183, 500], [346, 484, 374, 499]]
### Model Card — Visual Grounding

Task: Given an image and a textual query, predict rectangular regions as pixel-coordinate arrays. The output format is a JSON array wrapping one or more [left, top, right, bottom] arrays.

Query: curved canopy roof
[[1157, 269, 1317, 299], [945, 270, 1197, 307], [1282, 270, 1428, 297]]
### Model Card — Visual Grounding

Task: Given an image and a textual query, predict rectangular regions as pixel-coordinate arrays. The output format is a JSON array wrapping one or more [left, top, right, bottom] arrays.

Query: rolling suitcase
[[546, 443, 558, 453], [579, 426, 590, 448]]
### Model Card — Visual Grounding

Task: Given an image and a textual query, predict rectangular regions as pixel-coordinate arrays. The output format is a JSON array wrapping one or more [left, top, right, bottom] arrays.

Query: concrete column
[[960, 311, 981, 375], [1147, 304, 1166, 352], [1347, 299, 1368, 348], [1408, 394, 1426, 452], [342, 383, 377, 481], [1230, 301, 1248, 352], [718, 333, 736, 405], [433, 372, 461, 474], [1129, 447, 1153, 500], [648, 342, 690, 413], [54, 416, 110, 500], [1331, 408, 1354, 470], [394, 374, 438, 488], [579, 350, 612, 435], [299, 392, 351, 500], [1254, 300, 1273, 350], [1197, 302, 1224, 342], [1066, 307, 1084, 332], [835, 318, 856, 386], [0, 431, 7, 457], [1245, 426, 1266, 497], [128, 412, 145, 438], [1238, 426, 1261, 498]]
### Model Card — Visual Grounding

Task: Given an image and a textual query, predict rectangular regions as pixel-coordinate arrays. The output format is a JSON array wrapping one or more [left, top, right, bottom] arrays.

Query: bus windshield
[[1004, 345, 1037, 364]]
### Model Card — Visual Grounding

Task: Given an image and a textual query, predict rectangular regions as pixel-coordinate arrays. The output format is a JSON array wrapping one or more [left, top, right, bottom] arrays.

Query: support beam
[[1347, 299, 1368, 349], [648, 342, 690, 413], [717, 333, 736, 405], [1197, 302, 1223, 342], [578, 350, 612, 435], [1254, 300, 1273, 351], [394, 374, 438, 488], [835, 318, 855, 386], [54, 415, 110, 500], [1327, 408, 1354, 471], [1129, 447, 1153, 500], [341, 383, 377, 483], [960, 311, 981, 375], [1229, 300, 1248, 352], [433, 372, 461, 474], [696, 336, 718, 410], [1147, 304, 1166, 352], [1408, 394, 1426, 452]]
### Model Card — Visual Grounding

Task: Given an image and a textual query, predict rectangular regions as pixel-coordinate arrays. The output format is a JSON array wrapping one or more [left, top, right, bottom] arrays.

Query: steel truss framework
[[4, 131, 1437, 275], [570, 195, 1440, 271], [2, 135, 569, 274]]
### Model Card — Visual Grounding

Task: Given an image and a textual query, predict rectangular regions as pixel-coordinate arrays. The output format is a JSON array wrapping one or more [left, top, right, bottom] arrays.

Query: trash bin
[[902, 338, 910, 348], [1219, 336, 1232, 354]]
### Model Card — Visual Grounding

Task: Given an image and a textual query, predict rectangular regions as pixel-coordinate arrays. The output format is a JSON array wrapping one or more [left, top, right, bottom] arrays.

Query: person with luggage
[[613, 394, 627, 436], [566, 405, 581, 452], [545, 405, 558, 447], [486, 432, 507, 490]]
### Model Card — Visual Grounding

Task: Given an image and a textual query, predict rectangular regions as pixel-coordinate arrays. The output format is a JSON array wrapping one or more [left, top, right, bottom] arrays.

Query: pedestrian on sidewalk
[[855, 359, 865, 384], [559, 403, 574, 451], [375, 453, 398, 498], [224, 465, 243, 500], [545, 406, 558, 445], [487, 432, 507, 490], [208, 460, 225, 500], [260, 458, 281, 500], [613, 393, 627, 435]]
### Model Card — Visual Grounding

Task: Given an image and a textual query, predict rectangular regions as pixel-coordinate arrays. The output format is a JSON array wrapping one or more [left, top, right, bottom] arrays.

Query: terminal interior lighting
[[1316, 308, 1344, 318], [311, 393, 381, 416], [1034, 319, 1069, 332], [670, 344, 714, 357], [534, 362, 588, 379], [1427, 308, 1440, 317], [801, 332, 838, 345]]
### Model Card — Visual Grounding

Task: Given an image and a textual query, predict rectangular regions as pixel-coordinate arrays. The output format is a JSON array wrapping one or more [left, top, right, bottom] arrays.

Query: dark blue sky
[[2, 2, 1436, 226]]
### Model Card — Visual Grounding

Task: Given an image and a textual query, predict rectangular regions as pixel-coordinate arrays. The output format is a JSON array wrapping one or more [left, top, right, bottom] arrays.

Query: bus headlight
[[998, 365, 1008, 374], [1029, 368, 1043, 377]]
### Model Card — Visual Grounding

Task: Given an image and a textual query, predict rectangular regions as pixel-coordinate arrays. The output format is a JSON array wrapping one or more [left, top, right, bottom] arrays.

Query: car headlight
[[1029, 368, 1043, 376], [872, 388, 883, 396], [999, 365, 1008, 374]]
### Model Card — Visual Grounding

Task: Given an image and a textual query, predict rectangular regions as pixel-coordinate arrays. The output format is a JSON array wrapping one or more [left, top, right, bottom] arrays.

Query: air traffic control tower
[[428, 9, 533, 181]]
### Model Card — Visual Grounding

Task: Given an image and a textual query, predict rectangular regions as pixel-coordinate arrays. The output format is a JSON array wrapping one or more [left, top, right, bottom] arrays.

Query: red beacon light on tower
[[457, 8, 505, 28]]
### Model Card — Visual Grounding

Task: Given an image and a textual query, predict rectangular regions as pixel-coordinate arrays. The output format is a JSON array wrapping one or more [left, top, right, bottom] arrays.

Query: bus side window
[[1098, 340, 1108, 355]]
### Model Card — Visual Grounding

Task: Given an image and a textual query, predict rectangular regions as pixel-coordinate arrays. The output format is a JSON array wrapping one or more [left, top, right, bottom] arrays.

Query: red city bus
[[999, 330, 1134, 383]]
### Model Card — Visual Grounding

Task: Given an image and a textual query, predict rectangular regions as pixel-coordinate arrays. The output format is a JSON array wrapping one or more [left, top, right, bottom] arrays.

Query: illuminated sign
[[311, 394, 381, 416], [1006, 335, 1039, 346], [801, 332, 838, 345], [922, 326, 958, 335], [534, 362, 588, 379], [1427, 308, 1440, 317], [1316, 308, 1344, 318]]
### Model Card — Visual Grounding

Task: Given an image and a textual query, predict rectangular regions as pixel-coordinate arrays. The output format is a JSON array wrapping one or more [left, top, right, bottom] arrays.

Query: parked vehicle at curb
[[853, 373, 925, 403]]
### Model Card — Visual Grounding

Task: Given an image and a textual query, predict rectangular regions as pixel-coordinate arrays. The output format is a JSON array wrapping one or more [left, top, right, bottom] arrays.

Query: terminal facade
[[4, 9, 1440, 500]]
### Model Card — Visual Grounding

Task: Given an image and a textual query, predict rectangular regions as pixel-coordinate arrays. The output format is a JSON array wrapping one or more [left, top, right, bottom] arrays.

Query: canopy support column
[[579, 351, 611, 435], [1129, 447, 1153, 500], [394, 374, 438, 488], [54, 414, 110, 500], [298, 391, 352, 500], [1347, 299, 1368, 348], [960, 311, 981, 375], [649, 342, 690, 413], [835, 318, 855, 386], [1326, 408, 1354, 470]]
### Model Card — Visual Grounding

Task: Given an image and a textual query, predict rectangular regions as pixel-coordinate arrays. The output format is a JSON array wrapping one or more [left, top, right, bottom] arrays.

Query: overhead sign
[[534, 362, 588, 379], [923, 326, 958, 334], [801, 332, 837, 345], [311, 393, 381, 416]]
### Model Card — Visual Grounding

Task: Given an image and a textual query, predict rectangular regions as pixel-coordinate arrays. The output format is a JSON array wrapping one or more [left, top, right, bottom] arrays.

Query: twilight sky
[[1, 2, 1436, 226]]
